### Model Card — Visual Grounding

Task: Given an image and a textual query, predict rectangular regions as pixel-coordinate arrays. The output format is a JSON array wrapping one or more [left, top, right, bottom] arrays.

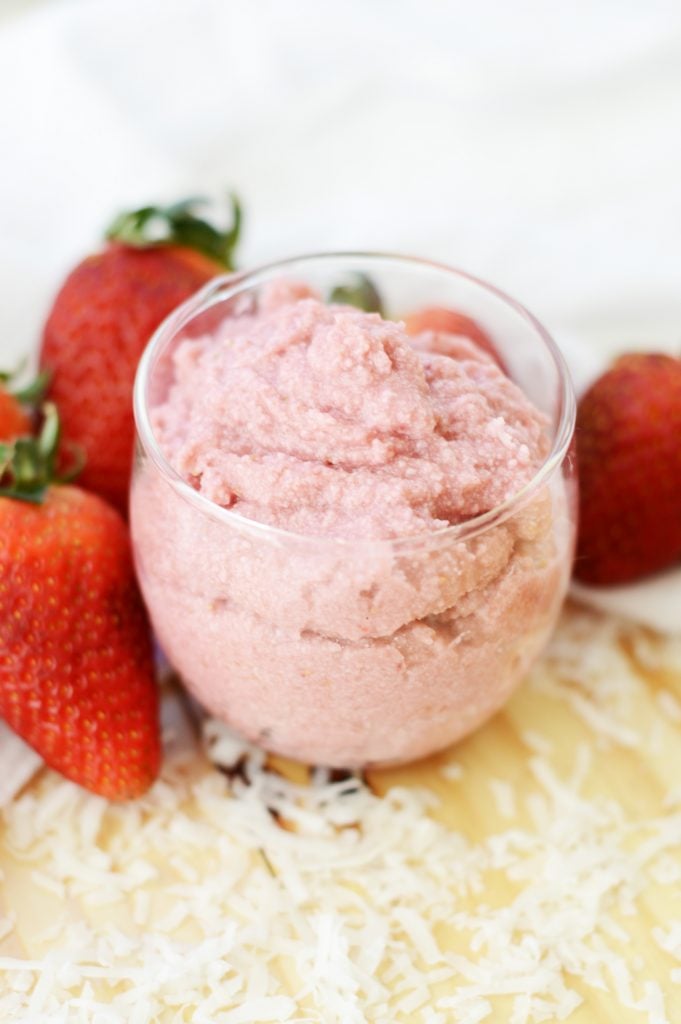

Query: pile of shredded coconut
[[1, 608, 680, 1023]]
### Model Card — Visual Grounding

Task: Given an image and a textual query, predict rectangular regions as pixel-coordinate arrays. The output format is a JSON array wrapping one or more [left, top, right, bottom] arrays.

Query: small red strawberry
[[574, 352, 681, 585], [0, 406, 160, 799], [0, 369, 48, 440], [403, 305, 504, 368], [40, 196, 242, 515], [0, 391, 30, 440]]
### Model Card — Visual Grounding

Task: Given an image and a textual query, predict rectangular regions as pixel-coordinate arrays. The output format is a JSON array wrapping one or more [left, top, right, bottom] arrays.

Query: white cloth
[[1, 0, 680, 375], [0, 0, 679, 800]]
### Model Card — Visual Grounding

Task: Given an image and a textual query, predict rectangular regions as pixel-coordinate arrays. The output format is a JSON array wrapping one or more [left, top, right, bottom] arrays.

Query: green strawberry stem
[[106, 194, 242, 270], [0, 403, 83, 504], [329, 274, 384, 316], [0, 365, 51, 405]]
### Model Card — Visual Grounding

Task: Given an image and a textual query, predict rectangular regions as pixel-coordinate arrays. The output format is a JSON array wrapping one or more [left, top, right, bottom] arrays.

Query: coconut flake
[[0, 723, 42, 808], [488, 778, 517, 820], [1, 609, 680, 1022], [656, 690, 681, 723]]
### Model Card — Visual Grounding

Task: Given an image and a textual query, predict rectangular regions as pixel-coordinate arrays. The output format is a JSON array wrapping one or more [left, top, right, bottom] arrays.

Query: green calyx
[[0, 365, 50, 405], [329, 274, 384, 316], [106, 193, 242, 270], [0, 403, 83, 504]]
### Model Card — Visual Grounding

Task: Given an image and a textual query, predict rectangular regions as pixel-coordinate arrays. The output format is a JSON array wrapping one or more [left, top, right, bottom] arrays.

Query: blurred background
[[1, 0, 680, 389]]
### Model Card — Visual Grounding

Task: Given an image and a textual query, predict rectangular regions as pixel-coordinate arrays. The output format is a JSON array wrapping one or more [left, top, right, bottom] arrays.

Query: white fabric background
[[0, 0, 679, 631]]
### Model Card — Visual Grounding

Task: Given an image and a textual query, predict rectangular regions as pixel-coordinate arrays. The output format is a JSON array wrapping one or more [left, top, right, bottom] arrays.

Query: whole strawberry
[[40, 196, 241, 515], [575, 352, 681, 585], [0, 407, 160, 799]]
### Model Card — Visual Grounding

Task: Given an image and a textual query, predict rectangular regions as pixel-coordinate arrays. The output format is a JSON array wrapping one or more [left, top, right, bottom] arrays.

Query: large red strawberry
[[0, 407, 160, 799], [40, 196, 241, 515], [574, 352, 681, 585]]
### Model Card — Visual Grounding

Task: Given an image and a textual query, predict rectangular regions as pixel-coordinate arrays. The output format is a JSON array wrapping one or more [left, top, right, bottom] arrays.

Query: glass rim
[[133, 251, 576, 550]]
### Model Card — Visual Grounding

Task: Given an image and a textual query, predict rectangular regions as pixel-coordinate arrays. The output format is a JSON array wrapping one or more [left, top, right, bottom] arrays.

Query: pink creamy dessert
[[131, 281, 574, 766]]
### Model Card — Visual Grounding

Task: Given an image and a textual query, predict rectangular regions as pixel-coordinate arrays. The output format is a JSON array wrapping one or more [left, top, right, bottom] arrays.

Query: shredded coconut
[[440, 761, 464, 782], [488, 778, 517, 820], [0, 607, 680, 1022], [656, 690, 681, 723]]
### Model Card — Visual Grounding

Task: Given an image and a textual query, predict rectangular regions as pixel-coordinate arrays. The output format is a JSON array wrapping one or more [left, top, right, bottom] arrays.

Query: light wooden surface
[[1, 603, 681, 1021]]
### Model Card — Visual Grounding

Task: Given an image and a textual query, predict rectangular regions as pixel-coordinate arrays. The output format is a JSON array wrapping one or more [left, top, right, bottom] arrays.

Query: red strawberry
[[40, 196, 242, 515], [574, 352, 681, 585], [0, 389, 30, 440], [403, 305, 503, 368], [0, 369, 48, 440], [0, 407, 160, 799]]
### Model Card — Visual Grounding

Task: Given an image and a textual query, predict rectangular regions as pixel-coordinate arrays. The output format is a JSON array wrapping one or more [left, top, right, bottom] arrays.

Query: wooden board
[[1, 602, 681, 1022]]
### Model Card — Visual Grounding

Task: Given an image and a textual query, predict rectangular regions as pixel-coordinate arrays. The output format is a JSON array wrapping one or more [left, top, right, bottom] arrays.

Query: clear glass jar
[[131, 254, 576, 768]]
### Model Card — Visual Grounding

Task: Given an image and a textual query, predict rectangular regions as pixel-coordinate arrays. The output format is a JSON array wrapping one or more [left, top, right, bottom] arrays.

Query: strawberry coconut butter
[[131, 255, 576, 767]]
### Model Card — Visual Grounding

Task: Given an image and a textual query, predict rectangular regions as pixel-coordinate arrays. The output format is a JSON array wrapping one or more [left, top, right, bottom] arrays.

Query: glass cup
[[131, 254, 576, 768]]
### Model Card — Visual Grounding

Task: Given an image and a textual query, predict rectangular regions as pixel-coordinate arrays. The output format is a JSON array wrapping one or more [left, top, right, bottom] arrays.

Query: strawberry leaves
[[106, 194, 242, 270], [329, 273, 384, 315], [0, 403, 83, 503]]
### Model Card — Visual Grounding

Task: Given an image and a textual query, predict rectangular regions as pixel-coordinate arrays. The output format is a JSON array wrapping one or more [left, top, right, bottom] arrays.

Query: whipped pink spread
[[132, 284, 573, 766]]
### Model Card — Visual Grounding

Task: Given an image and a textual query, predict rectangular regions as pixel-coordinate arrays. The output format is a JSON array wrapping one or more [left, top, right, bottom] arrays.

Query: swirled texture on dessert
[[134, 285, 570, 766], [151, 287, 549, 538]]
